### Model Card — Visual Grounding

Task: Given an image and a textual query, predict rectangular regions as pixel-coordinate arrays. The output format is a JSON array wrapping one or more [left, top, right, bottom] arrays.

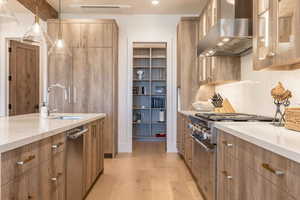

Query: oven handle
[[192, 135, 215, 152]]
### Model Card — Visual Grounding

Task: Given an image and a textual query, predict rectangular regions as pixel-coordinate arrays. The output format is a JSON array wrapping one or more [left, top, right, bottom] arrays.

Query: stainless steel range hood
[[197, 0, 253, 56]]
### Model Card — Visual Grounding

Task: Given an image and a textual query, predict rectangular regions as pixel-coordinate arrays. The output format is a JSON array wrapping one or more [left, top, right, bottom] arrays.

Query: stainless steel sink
[[56, 116, 83, 120]]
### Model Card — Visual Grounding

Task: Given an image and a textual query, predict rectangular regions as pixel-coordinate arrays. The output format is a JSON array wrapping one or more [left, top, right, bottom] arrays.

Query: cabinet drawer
[[40, 152, 65, 200], [1, 167, 40, 200], [234, 134, 300, 199], [1, 142, 40, 186], [40, 133, 66, 163], [218, 131, 237, 157]]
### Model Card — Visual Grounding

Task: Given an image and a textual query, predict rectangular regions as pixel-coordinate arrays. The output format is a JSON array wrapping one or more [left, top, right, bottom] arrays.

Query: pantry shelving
[[132, 42, 167, 142]]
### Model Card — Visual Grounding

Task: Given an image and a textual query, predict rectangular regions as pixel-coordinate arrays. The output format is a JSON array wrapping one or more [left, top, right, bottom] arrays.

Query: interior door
[[9, 40, 40, 116]]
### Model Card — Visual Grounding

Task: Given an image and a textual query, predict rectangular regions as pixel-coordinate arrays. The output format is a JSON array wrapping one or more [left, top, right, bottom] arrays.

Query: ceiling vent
[[70, 4, 131, 9]]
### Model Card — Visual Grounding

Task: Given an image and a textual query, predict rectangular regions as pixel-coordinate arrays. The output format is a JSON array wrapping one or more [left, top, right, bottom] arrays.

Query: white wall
[[216, 54, 300, 117], [63, 14, 184, 152], [0, 13, 48, 116]]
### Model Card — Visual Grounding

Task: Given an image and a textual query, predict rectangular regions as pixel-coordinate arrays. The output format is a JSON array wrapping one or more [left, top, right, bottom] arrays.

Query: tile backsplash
[[216, 54, 300, 117]]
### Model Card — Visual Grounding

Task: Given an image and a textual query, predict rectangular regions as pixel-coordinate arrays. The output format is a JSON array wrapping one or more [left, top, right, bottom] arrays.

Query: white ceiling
[[46, 0, 207, 15]]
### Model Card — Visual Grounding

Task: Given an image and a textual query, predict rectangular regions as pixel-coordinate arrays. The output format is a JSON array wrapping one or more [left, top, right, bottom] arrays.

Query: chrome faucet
[[47, 83, 68, 116]]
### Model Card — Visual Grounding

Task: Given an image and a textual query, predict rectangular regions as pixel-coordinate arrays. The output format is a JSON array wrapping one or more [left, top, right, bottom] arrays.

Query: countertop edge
[[0, 114, 106, 153], [214, 123, 300, 164]]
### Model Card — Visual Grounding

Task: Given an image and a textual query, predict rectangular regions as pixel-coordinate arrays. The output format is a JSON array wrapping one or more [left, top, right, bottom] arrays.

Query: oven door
[[192, 136, 216, 200]]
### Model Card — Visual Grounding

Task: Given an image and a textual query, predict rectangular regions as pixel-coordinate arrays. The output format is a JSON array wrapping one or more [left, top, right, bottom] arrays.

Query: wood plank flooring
[[86, 141, 203, 200]]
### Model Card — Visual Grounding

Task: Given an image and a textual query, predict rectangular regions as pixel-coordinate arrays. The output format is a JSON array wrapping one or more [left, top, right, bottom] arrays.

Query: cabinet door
[[253, 0, 276, 70], [81, 23, 113, 48], [275, 0, 300, 67], [62, 23, 81, 48], [98, 120, 104, 174], [206, 1, 213, 31], [176, 113, 182, 152], [2, 167, 40, 200], [197, 56, 206, 83], [83, 126, 93, 193], [91, 122, 98, 182]]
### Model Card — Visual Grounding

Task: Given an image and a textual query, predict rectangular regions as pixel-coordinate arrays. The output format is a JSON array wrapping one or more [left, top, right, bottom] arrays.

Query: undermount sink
[[56, 116, 83, 120]]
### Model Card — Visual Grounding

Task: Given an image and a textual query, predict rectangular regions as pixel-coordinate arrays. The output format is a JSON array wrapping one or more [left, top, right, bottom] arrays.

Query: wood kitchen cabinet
[[253, 0, 300, 70], [83, 119, 104, 194], [217, 130, 300, 200], [1, 133, 66, 200], [48, 19, 118, 157], [176, 113, 193, 169], [198, 56, 241, 85], [177, 17, 200, 110]]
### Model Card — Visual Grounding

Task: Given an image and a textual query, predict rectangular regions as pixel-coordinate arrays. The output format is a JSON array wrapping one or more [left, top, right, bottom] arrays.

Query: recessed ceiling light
[[152, 0, 160, 5]]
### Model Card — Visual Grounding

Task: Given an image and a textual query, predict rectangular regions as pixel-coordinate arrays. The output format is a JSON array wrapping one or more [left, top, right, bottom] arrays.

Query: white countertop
[[178, 110, 198, 116], [215, 122, 300, 164], [0, 113, 106, 153]]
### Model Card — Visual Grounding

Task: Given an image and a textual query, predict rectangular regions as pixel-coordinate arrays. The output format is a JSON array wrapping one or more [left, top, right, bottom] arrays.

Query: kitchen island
[[215, 122, 300, 200], [0, 113, 106, 200]]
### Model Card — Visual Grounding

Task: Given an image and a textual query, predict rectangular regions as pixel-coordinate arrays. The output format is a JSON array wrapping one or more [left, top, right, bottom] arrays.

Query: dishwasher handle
[[68, 128, 88, 140]]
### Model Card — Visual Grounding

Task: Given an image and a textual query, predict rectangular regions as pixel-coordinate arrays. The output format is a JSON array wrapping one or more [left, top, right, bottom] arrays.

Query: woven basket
[[285, 108, 300, 132]]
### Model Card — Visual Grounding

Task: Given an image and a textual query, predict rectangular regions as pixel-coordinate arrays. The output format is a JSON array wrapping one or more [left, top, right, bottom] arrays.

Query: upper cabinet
[[198, 56, 241, 85], [253, 0, 300, 70]]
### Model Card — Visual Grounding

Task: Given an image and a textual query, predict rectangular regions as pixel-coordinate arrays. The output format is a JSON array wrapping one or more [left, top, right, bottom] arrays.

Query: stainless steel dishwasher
[[66, 126, 88, 200]]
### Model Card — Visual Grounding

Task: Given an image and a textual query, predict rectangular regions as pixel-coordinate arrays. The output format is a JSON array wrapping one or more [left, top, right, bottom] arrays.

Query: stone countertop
[[215, 122, 300, 164], [178, 110, 198, 116], [0, 113, 106, 153]]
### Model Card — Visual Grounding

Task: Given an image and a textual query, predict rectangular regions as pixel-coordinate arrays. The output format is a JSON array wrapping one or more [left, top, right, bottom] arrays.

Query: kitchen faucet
[[46, 83, 68, 116]]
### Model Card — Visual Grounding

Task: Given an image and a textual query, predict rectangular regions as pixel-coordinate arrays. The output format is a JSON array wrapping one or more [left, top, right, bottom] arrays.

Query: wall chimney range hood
[[197, 0, 253, 56]]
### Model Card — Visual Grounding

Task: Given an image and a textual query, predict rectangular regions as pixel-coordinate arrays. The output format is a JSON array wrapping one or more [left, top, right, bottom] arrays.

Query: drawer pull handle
[[52, 142, 64, 150], [16, 155, 36, 165], [222, 171, 233, 180], [28, 195, 34, 199], [222, 141, 233, 147], [262, 163, 285, 176], [51, 172, 63, 182]]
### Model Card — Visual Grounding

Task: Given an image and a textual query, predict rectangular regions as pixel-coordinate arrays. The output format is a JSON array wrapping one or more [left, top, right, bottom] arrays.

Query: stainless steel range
[[188, 113, 274, 200]]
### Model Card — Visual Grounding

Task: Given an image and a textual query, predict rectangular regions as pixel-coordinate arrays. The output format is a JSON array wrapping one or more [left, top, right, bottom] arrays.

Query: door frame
[[126, 38, 177, 153], [3, 38, 45, 116]]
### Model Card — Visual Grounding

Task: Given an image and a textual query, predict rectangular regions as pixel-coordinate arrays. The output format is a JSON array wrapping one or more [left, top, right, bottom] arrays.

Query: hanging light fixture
[[48, 0, 71, 56], [22, 0, 52, 45], [0, 0, 19, 21]]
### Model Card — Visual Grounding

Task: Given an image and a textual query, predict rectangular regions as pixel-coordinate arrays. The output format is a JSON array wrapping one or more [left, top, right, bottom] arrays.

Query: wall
[[0, 11, 48, 116], [63, 14, 184, 152], [216, 53, 300, 117]]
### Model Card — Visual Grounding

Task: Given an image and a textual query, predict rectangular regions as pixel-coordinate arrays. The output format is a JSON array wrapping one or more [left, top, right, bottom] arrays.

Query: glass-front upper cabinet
[[253, 0, 275, 70], [212, 0, 218, 27], [254, 0, 300, 70], [275, 0, 300, 67]]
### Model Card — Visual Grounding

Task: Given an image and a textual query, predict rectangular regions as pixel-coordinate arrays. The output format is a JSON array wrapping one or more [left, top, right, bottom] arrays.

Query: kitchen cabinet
[[217, 130, 300, 200], [0, 118, 105, 200], [1, 133, 66, 200], [198, 56, 241, 85], [253, 0, 300, 70], [176, 113, 192, 169], [48, 19, 118, 157], [177, 17, 200, 110], [83, 119, 104, 194], [177, 113, 185, 156]]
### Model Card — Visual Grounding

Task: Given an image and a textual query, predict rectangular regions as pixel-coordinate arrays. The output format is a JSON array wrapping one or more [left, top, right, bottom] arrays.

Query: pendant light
[[48, 0, 72, 56], [0, 0, 19, 22], [22, 0, 52, 45]]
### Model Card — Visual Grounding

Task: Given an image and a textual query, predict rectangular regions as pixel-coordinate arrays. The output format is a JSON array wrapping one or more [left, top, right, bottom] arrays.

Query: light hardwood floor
[[86, 141, 203, 200]]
